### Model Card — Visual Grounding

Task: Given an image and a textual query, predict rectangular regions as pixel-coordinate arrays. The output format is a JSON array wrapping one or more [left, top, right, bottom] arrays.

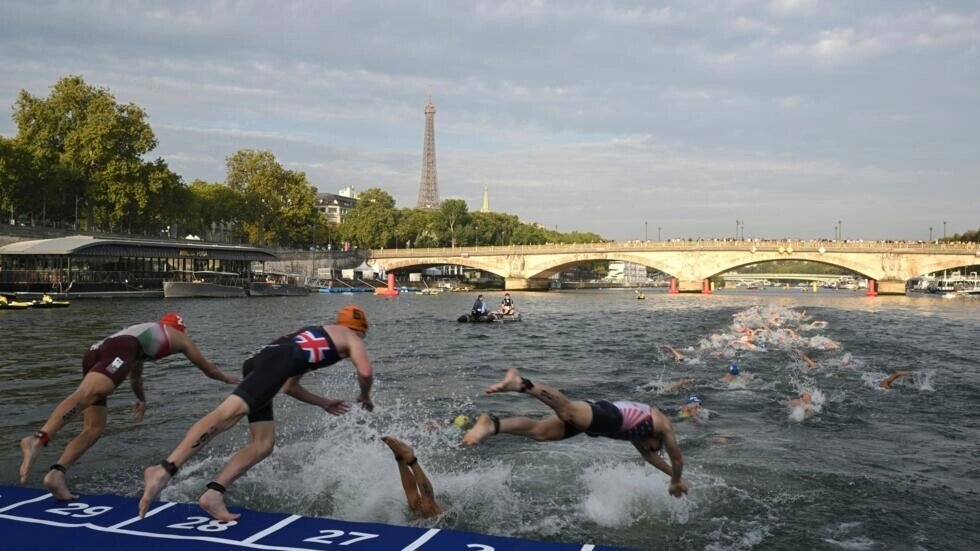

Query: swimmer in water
[[659, 344, 685, 362], [792, 349, 818, 369], [678, 395, 705, 422], [656, 379, 696, 394], [722, 363, 751, 383], [381, 436, 444, 519], [880, 370, 913, 389], [786, 393, 816, 418], [463, 368, 688, 498]]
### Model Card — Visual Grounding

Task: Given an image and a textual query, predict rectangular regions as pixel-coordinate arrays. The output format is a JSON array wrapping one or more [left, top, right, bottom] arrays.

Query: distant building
[[315, 191, 358, 225], [480, 185, 490, 213]]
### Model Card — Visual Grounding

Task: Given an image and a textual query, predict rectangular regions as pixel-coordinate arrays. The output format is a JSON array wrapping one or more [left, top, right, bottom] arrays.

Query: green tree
[[184, 180, 244, 241], [0, 137, 32, 224], [12, 75, 162, 231], [436, 198, 469, 247], [395, 207, 436, 248], [338, 188, 397, 249], [225, 149, 319, 247]]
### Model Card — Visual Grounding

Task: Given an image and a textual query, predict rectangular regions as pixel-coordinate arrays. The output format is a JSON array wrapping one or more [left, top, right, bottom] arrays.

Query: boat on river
[[457, 312, 523, 323], [249, 272, 310, 296], [31, 294, 70, 308], [163, 270, 247, 298], [0, 293, 34, 309]]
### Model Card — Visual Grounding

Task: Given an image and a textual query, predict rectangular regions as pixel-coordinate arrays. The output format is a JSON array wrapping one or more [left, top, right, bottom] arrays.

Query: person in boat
[[499, 292, 517, 316], [463, 368, 688, 499], [381, 436, 445, 519], [139, 305, 375, 521], [471, 294, 490, 318], [880, 370, 913, 389], [19, 312, 238, 501]]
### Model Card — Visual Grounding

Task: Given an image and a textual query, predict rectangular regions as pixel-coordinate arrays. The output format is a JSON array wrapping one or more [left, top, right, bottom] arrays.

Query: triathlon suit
[[562, 400, 655, 441], [501, 297, 514, 312], [82, 322, 173, 404], [233, 326, 342, 423]]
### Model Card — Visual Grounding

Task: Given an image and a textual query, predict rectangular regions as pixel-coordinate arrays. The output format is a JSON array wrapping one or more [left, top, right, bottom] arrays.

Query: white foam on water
[[577, 460, 691, 528]]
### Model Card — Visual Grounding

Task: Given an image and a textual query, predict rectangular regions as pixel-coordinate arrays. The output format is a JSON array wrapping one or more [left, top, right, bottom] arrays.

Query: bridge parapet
[[367, 240, 980, 294], [370, 240, 979, 258]]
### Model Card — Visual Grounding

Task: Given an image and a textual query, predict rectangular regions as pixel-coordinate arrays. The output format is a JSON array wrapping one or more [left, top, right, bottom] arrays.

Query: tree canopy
[[1, 75, 606, 248]]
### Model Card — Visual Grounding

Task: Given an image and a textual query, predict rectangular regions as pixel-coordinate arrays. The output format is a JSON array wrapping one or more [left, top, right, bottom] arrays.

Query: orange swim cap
[[159, 312, 186, 333], [336, 305, 368, 334], [802, 393, 812, 402]]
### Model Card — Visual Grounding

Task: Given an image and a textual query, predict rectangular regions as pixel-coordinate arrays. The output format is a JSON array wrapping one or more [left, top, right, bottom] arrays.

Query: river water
[[1, 289, 978, 550]]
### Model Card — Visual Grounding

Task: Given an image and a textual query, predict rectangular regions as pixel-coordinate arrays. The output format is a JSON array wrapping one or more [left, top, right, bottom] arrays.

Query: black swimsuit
[[232, 326, 342, 422]]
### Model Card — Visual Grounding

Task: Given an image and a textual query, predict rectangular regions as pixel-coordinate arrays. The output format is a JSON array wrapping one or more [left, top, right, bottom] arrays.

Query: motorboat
[[164, 270, 247, 298], [249, 272, 309, 296], [0, 293, 34, 309], [457, 312, 522, 323], [31, 294, 70, 308]]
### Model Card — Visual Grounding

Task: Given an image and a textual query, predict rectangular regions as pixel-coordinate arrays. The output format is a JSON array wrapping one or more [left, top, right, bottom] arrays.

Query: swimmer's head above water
[[687, 395, 702, 405], [729, 363, 740, 376], [452, 414, 473, 430]]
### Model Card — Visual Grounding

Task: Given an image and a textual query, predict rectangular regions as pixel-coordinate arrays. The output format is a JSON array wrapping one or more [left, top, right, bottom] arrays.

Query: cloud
[[769, 0, 818, 16], [1, 0, 977, 240]]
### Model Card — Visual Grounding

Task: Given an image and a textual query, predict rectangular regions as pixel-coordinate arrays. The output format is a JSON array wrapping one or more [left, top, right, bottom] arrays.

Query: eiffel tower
[[416, 98, 440, 209]]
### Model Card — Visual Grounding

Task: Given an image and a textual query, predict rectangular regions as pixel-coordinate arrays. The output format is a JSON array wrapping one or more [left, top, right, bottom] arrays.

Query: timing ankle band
[[489, 413, 500, 435], [520, 377, 534, 392], [206, 481, 226, 494], [34, 430, 50, 446], [49, 463, 67, 473], [160, 459, 178, 476]]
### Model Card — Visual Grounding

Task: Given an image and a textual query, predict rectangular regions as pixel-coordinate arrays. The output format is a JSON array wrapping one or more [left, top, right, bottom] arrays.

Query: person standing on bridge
[[463, 368, 688, 499], [19, 312, 238, 500], [139, 305, 374, 521]]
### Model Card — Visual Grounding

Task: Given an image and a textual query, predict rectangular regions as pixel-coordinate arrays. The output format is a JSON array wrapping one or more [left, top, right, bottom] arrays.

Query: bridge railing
[[370, 240, 980, 257]]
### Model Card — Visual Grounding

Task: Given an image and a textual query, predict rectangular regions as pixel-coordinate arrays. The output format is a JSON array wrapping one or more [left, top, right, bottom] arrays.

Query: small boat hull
[[248, 282, 310, 296], [164, 281, 246, 298], [458, 313, 523, 323]]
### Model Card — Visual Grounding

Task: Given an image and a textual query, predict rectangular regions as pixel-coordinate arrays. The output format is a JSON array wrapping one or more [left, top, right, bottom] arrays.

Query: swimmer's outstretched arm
[[282, 375, 351, 415], [634, 410, 687, 497], [880, 370, 913, 389]]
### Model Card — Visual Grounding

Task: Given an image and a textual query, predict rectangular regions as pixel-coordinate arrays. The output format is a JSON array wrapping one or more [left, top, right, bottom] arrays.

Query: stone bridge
[[369, 240, 980, 294]]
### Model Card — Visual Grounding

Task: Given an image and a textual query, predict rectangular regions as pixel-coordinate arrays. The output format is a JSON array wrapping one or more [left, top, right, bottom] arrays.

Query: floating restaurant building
[[0, 235, 277, 298]]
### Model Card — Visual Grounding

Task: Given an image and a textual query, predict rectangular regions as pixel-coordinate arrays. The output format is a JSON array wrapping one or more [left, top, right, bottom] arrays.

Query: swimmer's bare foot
[[19, 435, 43, 483], [484, 368, 524, 395], [381, 436, 416, 464], [43, 468, 79, 500], [462, 414, 496, 446], [199, 489, 240, 521], [139, 465, 171, 517]]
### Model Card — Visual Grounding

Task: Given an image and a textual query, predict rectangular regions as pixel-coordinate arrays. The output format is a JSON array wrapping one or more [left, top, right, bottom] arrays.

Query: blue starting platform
[[0, 485, 636, 551]]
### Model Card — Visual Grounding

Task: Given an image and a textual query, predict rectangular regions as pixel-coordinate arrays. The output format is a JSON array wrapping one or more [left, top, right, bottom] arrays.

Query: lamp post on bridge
[[658, 226, 662, 241], [838, 220, 842, 241], [645, 220, 648, 241], [929, 226, 933, 241], [943, 220, 947, 240]]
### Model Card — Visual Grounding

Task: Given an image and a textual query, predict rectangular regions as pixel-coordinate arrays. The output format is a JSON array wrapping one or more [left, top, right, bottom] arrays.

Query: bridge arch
[[368, 242, 980, 294]]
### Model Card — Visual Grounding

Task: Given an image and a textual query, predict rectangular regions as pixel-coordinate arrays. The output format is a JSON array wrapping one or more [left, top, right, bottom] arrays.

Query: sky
[[1, 1, 978, 242]]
